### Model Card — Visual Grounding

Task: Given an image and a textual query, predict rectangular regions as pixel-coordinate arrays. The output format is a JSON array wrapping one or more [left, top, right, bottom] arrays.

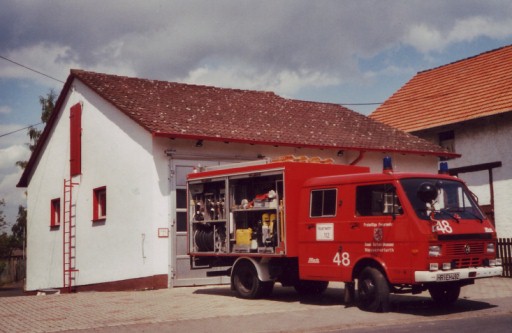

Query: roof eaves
[[153, 131, 458, 158]]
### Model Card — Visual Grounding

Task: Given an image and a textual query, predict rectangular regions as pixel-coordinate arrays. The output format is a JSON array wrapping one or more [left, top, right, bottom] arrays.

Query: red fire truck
[[187, 157, 502, 312]]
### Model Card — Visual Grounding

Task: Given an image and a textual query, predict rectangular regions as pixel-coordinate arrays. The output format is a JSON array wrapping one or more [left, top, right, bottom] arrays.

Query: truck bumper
[[415, 266, 503, 283]]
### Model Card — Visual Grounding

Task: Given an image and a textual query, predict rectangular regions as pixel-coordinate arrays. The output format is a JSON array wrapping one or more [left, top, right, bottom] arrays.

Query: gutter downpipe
[[349, 151, 365, 165]]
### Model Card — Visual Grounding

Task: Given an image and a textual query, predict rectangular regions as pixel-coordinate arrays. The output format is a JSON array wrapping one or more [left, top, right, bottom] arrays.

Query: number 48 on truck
[[186, 157, 502, 312]]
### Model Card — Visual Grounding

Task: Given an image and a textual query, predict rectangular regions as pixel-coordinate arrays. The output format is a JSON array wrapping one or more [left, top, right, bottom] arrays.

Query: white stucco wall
[[25, 93, 72, 290], [417, 115, 512, 237], [452, 117, 512, 237], [26, 80, 171, 291], [162, 138, 438, 174]]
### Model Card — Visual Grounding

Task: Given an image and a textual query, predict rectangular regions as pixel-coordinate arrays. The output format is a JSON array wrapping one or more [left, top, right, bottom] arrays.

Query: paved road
[[1, 278, 511, 333], [324, 312, 512, 333]]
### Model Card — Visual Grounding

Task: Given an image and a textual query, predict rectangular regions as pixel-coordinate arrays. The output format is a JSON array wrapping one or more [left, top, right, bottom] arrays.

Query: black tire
[[428, 283, 461, 306], [232, 260, 272, 299], [357, 267, 390, 312], [294, 280, 329, 296]]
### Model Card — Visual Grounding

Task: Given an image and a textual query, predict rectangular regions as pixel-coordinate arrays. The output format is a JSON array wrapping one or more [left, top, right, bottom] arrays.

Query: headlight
[[487, 243, 495, 253], [429, 245, 441, 257]]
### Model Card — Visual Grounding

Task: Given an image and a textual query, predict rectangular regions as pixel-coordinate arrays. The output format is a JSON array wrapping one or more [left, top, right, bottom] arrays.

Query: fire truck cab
[[187, 158, 502, 312]]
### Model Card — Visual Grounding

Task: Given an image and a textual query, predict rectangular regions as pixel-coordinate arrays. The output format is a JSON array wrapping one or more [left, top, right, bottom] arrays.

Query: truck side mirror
[[417, 182, 438, 204]]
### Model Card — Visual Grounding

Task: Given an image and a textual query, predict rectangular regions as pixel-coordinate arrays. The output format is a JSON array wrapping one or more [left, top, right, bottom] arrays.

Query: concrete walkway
[[1, 277, 511, 333]]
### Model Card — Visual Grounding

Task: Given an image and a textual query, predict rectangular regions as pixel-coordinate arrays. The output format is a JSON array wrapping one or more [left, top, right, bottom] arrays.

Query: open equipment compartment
[[188, 168, 284, 256], [189, 178, 228, 253]]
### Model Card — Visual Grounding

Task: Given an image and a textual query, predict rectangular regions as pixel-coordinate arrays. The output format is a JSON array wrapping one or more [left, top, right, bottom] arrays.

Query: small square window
[[310, 189, 337, 217], [50, 198, 61, 227], [93, 186, 107, 221]]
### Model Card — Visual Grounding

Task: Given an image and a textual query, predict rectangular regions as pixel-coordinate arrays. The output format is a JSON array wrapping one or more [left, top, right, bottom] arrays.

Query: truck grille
[[445, 242, 484, 255], [445, 242, 484, 268], [452, 257, 481, 268]]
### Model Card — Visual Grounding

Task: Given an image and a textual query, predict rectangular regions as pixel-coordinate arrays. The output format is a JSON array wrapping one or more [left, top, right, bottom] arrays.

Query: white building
[[372, 45, 512, 238], [18, 70, 452, 292]]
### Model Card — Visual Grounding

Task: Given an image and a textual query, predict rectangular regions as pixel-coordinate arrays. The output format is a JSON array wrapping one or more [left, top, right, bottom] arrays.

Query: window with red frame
[[50, 198, 61, 227], [93, 187, 107, 221]]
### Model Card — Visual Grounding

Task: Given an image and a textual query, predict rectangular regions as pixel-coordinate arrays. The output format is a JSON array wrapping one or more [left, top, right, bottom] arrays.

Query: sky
[[1, 0, 512, 229]]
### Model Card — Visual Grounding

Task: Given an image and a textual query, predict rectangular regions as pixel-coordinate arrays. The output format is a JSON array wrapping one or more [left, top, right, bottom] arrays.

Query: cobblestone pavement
[[1, 277, 511, 333]]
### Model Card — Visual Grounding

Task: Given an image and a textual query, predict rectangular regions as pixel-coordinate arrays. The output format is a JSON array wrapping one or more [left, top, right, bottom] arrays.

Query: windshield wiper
[[462, 209, 484, 223], [439, 208, 460, 223]]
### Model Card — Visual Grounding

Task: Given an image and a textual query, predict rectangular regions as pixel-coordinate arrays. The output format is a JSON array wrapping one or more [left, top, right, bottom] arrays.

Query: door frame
[[168, 156, 252, 287]]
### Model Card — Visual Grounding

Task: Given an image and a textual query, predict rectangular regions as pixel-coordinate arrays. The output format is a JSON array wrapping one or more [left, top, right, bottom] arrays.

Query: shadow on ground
[[193, 284, 497, 316]]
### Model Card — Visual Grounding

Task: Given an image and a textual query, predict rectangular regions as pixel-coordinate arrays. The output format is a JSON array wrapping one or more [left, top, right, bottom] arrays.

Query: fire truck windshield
[[400, 178, 485, 221]]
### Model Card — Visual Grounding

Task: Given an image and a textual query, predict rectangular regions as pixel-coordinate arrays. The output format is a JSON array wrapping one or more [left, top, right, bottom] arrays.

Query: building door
[[170, 159, 231, 287]]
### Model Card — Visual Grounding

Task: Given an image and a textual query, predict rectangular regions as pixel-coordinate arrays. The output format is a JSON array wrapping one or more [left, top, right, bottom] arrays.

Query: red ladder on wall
[[63, 179, 79, 292]]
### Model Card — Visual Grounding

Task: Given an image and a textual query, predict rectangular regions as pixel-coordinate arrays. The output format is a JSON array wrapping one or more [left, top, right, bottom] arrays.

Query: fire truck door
[[298, 188, 342, 280]]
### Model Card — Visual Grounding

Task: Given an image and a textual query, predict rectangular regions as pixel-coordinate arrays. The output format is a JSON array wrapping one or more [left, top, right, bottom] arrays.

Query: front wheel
[[428, 283, 461, 306], [232, 260, 272, 299], [357, 267, 390, 312]]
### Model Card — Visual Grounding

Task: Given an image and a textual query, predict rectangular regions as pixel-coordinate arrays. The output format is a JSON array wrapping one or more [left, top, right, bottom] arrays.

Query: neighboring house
[[371, 45, 512, 238], [17, 69, 452, 292]]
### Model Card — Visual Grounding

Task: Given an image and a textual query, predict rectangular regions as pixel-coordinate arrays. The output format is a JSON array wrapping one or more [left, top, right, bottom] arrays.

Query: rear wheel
[[428, 283, 461, 306], [294, 280, 329, 296], [232, 260, 272, 299], [357, 267, 390, 312]]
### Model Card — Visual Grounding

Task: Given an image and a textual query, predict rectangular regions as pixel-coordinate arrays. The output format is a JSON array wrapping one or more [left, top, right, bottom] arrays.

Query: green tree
[[0, 199, 10, 257], [11, 206, 26, 250], [0, 198, 6, 232], [16, 89, 57, 169]]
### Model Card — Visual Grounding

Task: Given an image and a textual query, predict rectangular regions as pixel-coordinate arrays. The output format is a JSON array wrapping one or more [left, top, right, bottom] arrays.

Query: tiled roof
[[371, 45, 512, 132], [17, 70, 453, 187], [72, 70, 448, 154]]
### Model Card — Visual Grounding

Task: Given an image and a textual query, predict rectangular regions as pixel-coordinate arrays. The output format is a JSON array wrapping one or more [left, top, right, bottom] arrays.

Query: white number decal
[[434, 220, 453, 234], [333, 252, 350, 267]]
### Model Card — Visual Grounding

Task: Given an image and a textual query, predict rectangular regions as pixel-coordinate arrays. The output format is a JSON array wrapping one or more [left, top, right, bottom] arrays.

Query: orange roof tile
[[371, 45, 512, 132]]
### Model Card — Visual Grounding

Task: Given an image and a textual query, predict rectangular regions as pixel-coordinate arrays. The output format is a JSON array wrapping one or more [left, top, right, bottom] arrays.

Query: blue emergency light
[[439, 161, 449, 174]]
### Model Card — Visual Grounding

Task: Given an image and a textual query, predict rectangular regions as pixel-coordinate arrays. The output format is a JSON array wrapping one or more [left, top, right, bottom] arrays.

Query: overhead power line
[[0, 123, 44, 139], [0, 55, 65, 139], [0, 54, 65, 84], [341, 102, 382, 106]]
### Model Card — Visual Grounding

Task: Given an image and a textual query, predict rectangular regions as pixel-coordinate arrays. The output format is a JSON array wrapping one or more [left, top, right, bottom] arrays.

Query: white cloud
[[404, 16, 512, 53], [0, 145, 29, 172], [449, 16, 512, 43], [184, 64, 341, 97], [0, 43, 75, 86], [0, 124, 32, 149]]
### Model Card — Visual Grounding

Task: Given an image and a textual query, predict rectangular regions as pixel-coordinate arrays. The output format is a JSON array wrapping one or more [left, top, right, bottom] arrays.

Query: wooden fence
[[0, 256, 25, 285], [497, 238, 512, 278]]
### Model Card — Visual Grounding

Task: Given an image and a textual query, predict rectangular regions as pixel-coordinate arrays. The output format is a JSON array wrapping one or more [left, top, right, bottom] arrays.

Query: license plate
[[436, 272, 460, 281]]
